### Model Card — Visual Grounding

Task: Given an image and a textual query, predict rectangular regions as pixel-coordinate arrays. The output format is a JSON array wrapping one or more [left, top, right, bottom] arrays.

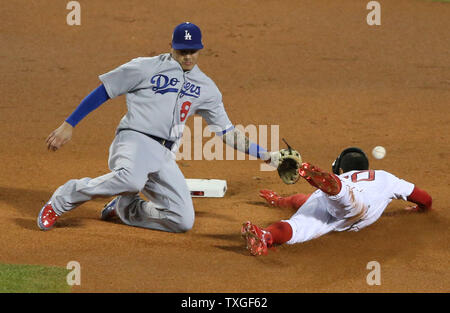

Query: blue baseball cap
[[172, 22, 204, 50]]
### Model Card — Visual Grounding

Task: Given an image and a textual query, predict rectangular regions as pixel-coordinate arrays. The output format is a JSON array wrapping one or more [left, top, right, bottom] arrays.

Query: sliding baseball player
[[242, 147, 433, 256]]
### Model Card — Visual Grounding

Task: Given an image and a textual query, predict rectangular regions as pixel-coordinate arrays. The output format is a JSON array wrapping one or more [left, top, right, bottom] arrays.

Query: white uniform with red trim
[[284, 170, 415, 244]]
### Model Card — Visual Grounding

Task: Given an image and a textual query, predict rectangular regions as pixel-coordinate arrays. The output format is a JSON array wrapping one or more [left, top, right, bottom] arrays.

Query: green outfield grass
[[0, 264, 71, 293]]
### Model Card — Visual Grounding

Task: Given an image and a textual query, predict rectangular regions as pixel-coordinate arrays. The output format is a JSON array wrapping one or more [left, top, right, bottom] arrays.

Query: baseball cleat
[[37, 201, 60, 231], [259, 189, 282, 207], [241, 221, 273, 256], [101, 197, 118, 220], [299, 162, 342, 196]]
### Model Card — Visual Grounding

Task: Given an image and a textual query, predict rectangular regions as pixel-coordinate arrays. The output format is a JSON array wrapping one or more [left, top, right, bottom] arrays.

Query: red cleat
[[241, 221, 273, 256], [259, 189, 282, 207], [299, 163, 342, 196], [37, 201, 60, 231]]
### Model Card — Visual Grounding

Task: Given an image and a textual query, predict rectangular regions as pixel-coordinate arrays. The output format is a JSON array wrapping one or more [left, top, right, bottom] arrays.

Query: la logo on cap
[[184, 30, 192, 40], [172, 22, 203, 50]]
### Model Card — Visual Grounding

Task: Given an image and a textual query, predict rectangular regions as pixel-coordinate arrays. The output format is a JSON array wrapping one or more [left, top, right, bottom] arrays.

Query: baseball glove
[[277, 147, 302, 184]]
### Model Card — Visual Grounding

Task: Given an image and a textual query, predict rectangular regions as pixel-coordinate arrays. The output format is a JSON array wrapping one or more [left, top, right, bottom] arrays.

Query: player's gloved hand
[[277, 148, 302, 184], [46, 121, 73, 151], [259, 189, 283, 207], [260, 151, 281, 168]]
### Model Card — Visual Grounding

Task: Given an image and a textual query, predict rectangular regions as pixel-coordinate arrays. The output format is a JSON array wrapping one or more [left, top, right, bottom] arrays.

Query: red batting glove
[[259, 189, 282, 207]]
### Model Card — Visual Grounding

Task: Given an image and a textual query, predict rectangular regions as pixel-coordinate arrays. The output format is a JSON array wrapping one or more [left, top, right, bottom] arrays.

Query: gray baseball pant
[[49, 130, 194, 233]]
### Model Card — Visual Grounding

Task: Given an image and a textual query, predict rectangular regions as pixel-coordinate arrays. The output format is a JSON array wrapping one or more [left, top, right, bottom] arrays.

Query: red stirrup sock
[[264, 221, 293, 245]]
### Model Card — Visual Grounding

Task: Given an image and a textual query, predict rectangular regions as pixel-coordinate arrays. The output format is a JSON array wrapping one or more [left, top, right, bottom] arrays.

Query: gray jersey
[[99, 53, 233, 152]]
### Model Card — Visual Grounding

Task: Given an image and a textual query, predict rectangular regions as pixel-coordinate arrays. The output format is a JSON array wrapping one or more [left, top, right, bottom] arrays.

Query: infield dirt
[[0, 0, 449, 292]]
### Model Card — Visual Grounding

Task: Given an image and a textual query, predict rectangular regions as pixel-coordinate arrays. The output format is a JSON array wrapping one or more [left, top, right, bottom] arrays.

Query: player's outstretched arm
[[405, 186, 432, 212], [46, 84, 110, 152], [46, 121, 73, 151], [221, 127, 280, 165]]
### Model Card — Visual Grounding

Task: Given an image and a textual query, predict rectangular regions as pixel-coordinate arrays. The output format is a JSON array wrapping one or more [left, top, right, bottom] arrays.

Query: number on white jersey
[[351, 170, 376, 183]]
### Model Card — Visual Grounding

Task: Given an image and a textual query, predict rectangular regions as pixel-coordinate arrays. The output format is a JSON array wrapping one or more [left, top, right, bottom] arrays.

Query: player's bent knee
[[172, 205, 195, 233], [176, 212, 195, 233], [175, 220, 194, 233], [163, 216, 194, 233], [115, 168, 147, 193]]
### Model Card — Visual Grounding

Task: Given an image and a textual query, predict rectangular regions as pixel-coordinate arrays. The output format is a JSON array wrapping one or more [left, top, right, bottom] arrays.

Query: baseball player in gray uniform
[[38, 22, 276, 232]]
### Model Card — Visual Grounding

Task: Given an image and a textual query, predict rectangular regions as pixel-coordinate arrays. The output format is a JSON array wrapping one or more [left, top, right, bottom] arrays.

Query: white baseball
[[372, 146, 386, 159]]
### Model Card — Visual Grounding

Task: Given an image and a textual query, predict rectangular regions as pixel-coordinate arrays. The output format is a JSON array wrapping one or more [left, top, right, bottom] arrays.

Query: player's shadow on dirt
[[195, 210, 238, 222], [214, 244, 249, 256], [14, 217, 84, 231], [0, 186, 52, 215], [245, 200, 267, 206], [0, 186, 85, 231], [199, 232, 241, 242], [198, 233, 259, 256], [382, 209, 414, 217], [214, 244, 289, 265]]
